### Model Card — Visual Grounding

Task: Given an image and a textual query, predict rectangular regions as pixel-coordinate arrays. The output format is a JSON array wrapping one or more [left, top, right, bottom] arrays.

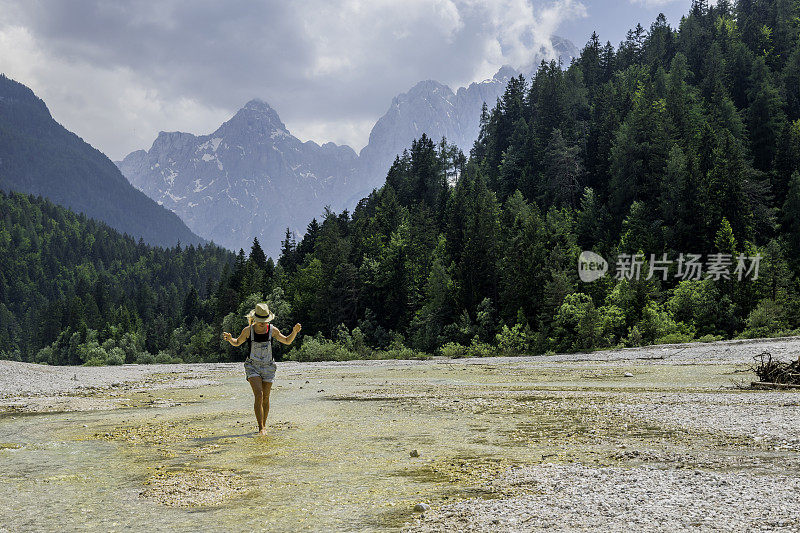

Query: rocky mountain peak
[[493, 65, 520, 81], [151, 130, 198, 153], [243, 98, 272, 110], [217, 98, 288, 137], [405, 79, 454, 99], [116, 36, 579, 255]]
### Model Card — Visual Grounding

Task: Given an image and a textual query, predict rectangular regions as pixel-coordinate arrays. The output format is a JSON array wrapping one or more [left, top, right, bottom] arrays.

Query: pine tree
[[608, 79, 671, 220], [747, 56, 787, 171], [471, 102, 491, 161], [659, 145, 699, 251], [445, 165, 501, 314], [666, 53, 694, 143], [182, 286, 200, 325], [736, 0, 761, 53], [600, 41, 616, 83], [409, 134, 445, 210], [249, 237, 268, 270], [497, 117, 532, 202], [278, 228, 297, 272], [645, 13, 674, 67], [498, 191, 547, 325], [774, 120, 800, 202], [783, 42, 800, 120], [703, 132, 751, 245], [782, 172, 800, 261], [296, 218, 320, 262], [541, 129, 584, 208], [579, 31, 602, 97], [414, 234, 457, 351]]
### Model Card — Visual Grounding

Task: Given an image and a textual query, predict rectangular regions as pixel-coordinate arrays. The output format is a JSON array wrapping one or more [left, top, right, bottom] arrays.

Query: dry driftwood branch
[[749, 351, 800, 386], [750, 381, 800, 390]]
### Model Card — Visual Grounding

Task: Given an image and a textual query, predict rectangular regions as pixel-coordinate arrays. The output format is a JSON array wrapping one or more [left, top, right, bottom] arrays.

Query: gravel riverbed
[[2, 336, 800, 531], [403, 463, 800, 532]]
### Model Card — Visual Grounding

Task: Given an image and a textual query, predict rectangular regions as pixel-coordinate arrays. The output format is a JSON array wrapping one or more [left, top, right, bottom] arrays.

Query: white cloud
[[0, 0, 587, 158], [300, 0, 465, 79], [460, 0, 587, 82], [0, 24, 230, 160]]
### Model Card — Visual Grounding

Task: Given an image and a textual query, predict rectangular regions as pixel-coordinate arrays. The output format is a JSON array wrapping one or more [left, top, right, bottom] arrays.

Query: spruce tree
[[249, 237, 268, 270]]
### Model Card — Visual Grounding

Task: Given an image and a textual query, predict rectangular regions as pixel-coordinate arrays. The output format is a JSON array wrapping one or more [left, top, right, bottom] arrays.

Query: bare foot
[[258, 427, 267, 436]]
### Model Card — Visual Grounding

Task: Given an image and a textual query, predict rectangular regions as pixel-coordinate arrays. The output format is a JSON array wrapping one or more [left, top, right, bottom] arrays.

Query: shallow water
[[0, 360, 796, 531]]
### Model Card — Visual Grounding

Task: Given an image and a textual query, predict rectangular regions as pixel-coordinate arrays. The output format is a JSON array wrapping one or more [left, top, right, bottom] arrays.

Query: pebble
[[405, 464, 800, 532], [414, 503, 431, 512]]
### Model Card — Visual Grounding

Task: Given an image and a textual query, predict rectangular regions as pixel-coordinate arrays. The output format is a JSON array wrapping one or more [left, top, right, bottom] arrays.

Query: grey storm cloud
[[0, 0, 593, 159]]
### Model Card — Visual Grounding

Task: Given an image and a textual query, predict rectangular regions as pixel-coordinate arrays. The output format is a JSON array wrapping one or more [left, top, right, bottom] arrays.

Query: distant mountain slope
[[347, 68, 517, 211], [345, 37, 579, 209], [117, 37, 578, 252], [0, 74, 204, 248], [118, 99, 358, 257]]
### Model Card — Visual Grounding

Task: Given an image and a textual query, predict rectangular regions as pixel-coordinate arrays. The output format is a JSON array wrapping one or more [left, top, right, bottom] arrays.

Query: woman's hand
[[292, 323, 302, 335], [221, 332, 233, 344]]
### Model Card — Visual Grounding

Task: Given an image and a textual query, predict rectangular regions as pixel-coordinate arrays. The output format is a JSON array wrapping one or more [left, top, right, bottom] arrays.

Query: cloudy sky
[[0, 0, 691, 161]]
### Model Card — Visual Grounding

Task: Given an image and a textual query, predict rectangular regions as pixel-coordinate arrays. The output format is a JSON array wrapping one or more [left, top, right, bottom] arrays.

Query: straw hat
[[246, 302, 275, 324]]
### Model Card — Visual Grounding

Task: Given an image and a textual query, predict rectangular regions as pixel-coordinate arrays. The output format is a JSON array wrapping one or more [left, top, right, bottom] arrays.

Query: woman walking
[[222, 303, 301, 435]]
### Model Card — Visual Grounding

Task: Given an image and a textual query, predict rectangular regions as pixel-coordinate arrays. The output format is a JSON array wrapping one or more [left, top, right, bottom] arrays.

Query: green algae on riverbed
[[1, 359, 799, 531], [140, 466, 249, 507]]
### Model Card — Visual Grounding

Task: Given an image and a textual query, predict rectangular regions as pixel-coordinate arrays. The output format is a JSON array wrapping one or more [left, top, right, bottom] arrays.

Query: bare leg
[[262, 381, 273, 428], [248, 377, 265, 434]]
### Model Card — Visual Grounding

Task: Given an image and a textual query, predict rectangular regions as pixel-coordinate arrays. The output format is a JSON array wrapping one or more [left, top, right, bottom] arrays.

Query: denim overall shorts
[[244, 324, 277, 382]]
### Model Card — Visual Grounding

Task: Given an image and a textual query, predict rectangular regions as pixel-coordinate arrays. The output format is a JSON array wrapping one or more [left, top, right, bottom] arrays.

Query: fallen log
[[751, 381, 800, 390]]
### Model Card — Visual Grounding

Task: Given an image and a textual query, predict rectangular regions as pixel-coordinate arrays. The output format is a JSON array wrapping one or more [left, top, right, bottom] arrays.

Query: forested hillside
[[0, 74, 206, 248], [273, 0, 800, 358], [0, 192, 235, 364]]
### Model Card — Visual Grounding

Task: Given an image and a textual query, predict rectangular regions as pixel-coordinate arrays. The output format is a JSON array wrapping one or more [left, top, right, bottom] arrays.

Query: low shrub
[[154, 350, 183, 364], [654, 332, 695, 345], [696, 334, 724, 343], [466, 336, 496, 357], [495, 324, 534, 355], [106, 347, 125, 366], [135, 352, 155, 365], [438, 342, 467, 358]]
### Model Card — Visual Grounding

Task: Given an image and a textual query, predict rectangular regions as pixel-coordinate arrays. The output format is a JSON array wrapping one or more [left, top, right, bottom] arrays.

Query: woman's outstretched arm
[[222, 326, 250, 346], [271, 323, 301, 345]]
